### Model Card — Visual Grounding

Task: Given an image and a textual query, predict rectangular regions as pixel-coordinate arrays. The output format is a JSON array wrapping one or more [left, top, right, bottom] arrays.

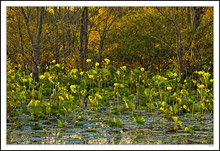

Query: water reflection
[[7, 109, 213, 144]]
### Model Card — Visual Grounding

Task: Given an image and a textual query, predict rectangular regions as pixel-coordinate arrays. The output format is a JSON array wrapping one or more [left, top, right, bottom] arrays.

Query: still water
[[7, 106, 213, 144]]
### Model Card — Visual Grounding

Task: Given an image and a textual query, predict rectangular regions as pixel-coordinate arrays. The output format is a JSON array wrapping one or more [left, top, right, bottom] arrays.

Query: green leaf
[[113, 117, 124, 128], [133, 116, 145, 125], [57, 119, 63, 128]]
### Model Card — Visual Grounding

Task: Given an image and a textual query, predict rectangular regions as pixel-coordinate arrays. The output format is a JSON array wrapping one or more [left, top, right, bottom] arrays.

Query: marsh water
[[7, 104, 213, 145]]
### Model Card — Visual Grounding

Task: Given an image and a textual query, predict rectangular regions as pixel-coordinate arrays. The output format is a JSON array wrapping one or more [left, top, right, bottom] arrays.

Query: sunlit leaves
[[133, 116, 145, 125]]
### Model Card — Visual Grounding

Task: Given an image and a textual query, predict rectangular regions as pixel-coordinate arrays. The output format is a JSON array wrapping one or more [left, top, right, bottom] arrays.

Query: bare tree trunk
[[63, 8, 66, 64], [54, 7, 60, 64], [33, 7, 44, 82], [187, 7, 191, 24], [80, 8, 85, 68], [98, 39, 104, 63], [176, 29, 184, 83], [67, 7, 71, 56], [84, 7, 88, 69], [190, 7, 205, 70], [16, 8, 26, 72], [98, 15, 117, 63], [21, 7, 44, 83], [156, 7, 185, 83]]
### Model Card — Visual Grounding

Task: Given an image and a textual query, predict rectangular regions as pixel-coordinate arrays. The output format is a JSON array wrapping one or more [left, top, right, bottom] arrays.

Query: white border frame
[[1, 1, 219, 150]]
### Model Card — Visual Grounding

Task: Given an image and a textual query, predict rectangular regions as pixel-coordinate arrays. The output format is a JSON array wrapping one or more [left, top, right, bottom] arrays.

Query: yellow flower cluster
[[88, 74, 94, 79], [173, 73, 178, 77], [23, 79, 28, 83], [58, 96, 64, 101], [86, 59, 92, 63], [70, 85, 77, 93], [140, 68, 145, 72], [197, 84, 205, 89], [95, 62, 99, 67], [120, 66, 126, 70], [80, 72, 84, 76], [48, 76, 53, 84], [198, 71, 205, 75], [39, 75, 45, 80], [167, 86, 172, 91], [104, 58, 110, 64], [114, 83, 119, 87], [95, 93, 102, 99], [116, 70, 120, 75]]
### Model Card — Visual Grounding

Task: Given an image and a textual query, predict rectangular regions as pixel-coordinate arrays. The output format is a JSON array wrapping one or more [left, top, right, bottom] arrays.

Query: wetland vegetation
[[6, 6, 214, 144]]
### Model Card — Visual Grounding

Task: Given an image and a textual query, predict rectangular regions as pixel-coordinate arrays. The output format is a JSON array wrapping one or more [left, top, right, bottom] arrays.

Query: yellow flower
[[39, 75, 45, 80], [65, 94, 69, 100], [30, 73, 32, 77], [180, 90, 184, 94], [205, 89, 210, 93], [170, 106, 173, 111], [80, 72, 84, 76], [58, 96, 64, 101], [95, 93, 102, 99], [198, 71, 204, 75], [23, 79, 28, 83], [140, 68, 145, 72], [192, 79, 196, 84], [160, 107, 164, 111], [88, 74, 94, 79], [104, 58, 110, 64], [210, 79, 213, 82], [70, 85, 77, 93], [177, 98, 182, 102], [48, 76, 53, 83], [114, 83, 119, 87], [120, 66, 126, 70], [183, 105, 187, 109], [167, 86, 172, 91], [116, 71, 120, 75], [174, 73, 178, 77], [52, 60, 56, 63], [184, 80, 186, 83], [86, 59, 91, 63], [95, 62, 99, 67], [203, 72, 210, 77], [88, 96, 93, 103], [197, 84, 205, 89]]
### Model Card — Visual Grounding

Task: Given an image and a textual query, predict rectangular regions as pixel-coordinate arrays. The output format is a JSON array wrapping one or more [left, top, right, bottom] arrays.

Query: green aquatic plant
[[133, 116, 145, 125]]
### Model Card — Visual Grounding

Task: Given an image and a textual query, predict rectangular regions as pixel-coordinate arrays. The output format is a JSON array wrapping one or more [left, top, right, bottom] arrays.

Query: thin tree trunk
[[67, 7, 71, 56], [176, 30, 184, 83], [98, 39, 104, 63], [17, 9, 26, 72], [54, 7, 59, 64], [190, 7, 204, 71], [63, 8, 66, 64], [84, 7, 88, 68], [32, 7, 44, 82], [80, 8, 85, 68], [21, 7, 44, 83]]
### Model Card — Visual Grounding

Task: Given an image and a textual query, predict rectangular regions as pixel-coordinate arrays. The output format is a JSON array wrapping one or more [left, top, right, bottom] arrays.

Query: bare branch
[[21, 7, 34, 44]]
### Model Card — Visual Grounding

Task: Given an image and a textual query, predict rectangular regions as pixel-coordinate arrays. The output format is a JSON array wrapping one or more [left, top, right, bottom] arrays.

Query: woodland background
[[7, 7, 213, 82]]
